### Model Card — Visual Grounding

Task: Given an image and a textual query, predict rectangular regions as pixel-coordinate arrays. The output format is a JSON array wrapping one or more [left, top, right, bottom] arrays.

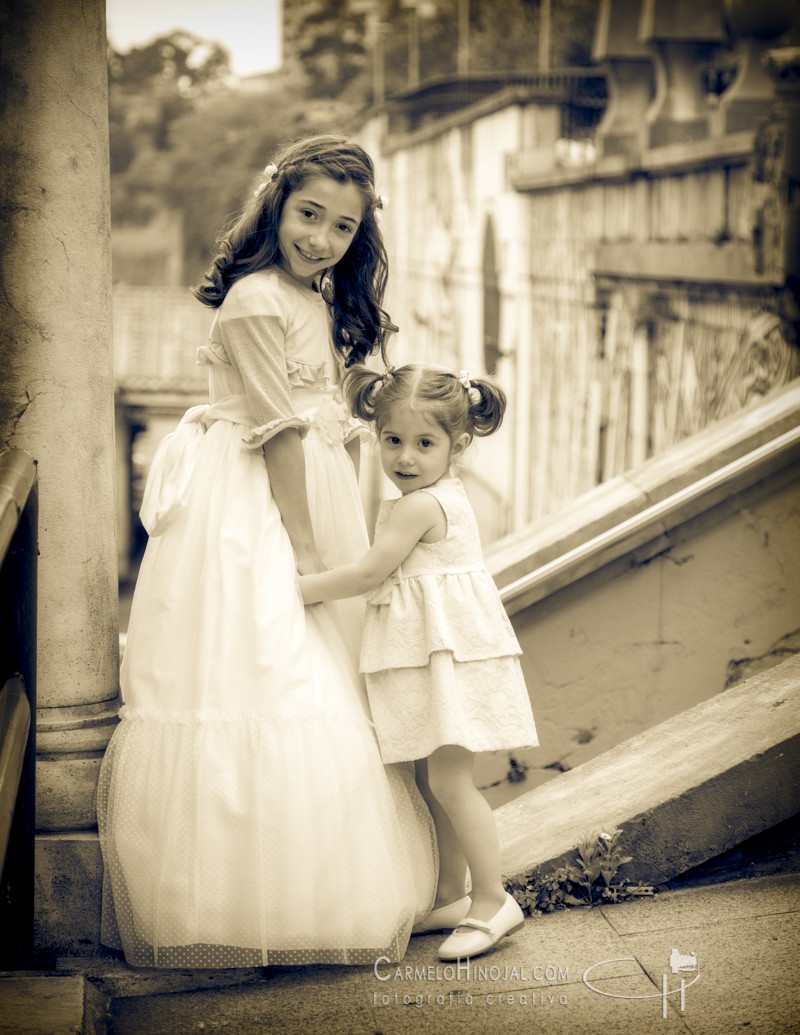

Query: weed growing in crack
[[506, 827, 656, 914]]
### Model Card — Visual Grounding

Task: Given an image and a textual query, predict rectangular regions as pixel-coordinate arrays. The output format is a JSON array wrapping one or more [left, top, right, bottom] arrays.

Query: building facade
[[358, 0, 800, 542]]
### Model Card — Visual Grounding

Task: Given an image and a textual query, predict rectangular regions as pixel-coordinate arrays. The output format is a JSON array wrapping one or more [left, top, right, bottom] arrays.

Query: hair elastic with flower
[[457, 370, 482, 406], [367, 367, 394, 402]]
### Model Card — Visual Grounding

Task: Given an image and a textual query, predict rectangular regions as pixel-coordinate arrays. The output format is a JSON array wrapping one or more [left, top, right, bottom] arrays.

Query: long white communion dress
[[98, 267, 437, 967]]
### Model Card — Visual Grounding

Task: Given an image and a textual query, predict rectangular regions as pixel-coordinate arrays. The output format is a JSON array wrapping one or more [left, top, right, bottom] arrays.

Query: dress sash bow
[[138, 405, 209, 537]]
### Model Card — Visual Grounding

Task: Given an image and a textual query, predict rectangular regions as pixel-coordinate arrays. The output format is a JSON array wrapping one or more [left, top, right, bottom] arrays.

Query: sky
[[106, 0, 282, 77]]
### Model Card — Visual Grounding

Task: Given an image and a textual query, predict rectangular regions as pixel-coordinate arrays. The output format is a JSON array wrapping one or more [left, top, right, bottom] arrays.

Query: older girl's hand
[[295, 550, 327, 576]]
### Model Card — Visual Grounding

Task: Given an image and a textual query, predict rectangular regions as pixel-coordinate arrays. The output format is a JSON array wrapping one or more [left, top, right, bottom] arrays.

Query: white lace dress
[[361, 477, 539, 763], [97, 267, 437, 968]]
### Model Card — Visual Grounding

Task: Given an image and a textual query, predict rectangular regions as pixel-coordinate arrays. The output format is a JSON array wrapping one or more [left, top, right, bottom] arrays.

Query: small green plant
[[506, 828, 656, 915]]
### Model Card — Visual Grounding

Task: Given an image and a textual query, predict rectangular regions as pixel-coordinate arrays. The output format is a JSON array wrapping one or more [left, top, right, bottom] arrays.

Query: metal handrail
[[0, 448, 38, 963], [0, 450, 38, 559], [0, 677, 31, 864], [501, 425, 800, 616]]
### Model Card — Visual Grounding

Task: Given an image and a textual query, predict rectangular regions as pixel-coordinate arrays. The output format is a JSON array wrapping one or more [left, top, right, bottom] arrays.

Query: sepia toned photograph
[[1, 1, 798, 1032]]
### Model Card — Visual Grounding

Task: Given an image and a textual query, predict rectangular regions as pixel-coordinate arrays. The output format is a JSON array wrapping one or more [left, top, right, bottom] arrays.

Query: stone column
[[711, 0, 798, 136], [592, 0, 655, 158], [0, 0, 119, 952], [639, 0, 727, 147]]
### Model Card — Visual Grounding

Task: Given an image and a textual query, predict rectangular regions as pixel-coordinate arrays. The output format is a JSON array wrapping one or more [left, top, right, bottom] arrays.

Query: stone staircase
[[3, 653, 797, 1033], [497, 654, 800, 885], [11, 384, 800, 1031]]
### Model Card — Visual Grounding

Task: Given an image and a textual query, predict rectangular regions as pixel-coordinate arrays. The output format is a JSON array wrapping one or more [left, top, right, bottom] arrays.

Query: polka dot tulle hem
[[98, 717, 437, 969]]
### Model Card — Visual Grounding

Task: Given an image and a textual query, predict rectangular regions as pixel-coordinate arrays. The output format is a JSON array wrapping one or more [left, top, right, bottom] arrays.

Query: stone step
[[0, 960, 267, 1035], [0, 974, 83, 1035], [9, 655, 798, 1031], [497, 653, 800, 886]]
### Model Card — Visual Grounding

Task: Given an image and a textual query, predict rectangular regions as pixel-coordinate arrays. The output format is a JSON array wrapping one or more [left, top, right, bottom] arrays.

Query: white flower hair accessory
[[458, 370, 482, 405], [254, 163, 278, 197], [374, 194, 389, 223], [367, 368, 394, 402]]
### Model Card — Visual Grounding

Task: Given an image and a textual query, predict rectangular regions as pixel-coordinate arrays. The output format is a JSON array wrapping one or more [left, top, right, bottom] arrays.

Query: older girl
[[98, 137, 437, 968]]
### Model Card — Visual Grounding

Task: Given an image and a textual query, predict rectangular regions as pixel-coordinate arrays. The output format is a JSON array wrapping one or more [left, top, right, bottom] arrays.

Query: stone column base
[[34, 831, 113, 956], [36, 698, 120, 832]]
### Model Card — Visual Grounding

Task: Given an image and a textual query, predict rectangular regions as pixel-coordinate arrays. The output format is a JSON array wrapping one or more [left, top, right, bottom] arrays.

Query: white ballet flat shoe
[[437, 893, 525, 960], [411, 896, 472, 935]]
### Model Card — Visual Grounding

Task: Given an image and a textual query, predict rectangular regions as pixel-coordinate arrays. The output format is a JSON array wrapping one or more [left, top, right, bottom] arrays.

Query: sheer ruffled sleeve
[[221, 313, 308, 448], [218, 276, 312, 448]]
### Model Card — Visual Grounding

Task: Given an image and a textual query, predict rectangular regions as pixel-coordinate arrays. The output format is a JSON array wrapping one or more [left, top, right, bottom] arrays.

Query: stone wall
[[361, 0, 800, 542]]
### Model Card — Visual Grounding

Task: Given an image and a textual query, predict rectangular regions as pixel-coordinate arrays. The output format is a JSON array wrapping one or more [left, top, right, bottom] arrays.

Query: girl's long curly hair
[[193, 134, 394, 367]]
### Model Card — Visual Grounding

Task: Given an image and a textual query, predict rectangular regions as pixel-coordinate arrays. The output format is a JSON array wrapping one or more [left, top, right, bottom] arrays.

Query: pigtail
[[466, 377, 507, 437], [341, 364, 387, 424], [345, 362, 506, 442]]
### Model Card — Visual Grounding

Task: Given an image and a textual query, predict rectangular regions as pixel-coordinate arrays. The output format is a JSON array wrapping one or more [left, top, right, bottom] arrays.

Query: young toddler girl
[[299, 363, 538, 960]]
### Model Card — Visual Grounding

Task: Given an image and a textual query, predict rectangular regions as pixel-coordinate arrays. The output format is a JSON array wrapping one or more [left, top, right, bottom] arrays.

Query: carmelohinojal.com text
[[372, 958, 569, 1008]]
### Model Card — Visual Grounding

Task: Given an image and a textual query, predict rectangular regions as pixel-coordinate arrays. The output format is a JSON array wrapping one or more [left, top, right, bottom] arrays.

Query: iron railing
[[0, 448, 38, 964], [500, 424, 800, 616]]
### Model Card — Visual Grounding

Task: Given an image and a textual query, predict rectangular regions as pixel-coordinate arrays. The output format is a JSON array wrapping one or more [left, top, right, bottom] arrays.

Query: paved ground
[[2, 869, 797, 1034]]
